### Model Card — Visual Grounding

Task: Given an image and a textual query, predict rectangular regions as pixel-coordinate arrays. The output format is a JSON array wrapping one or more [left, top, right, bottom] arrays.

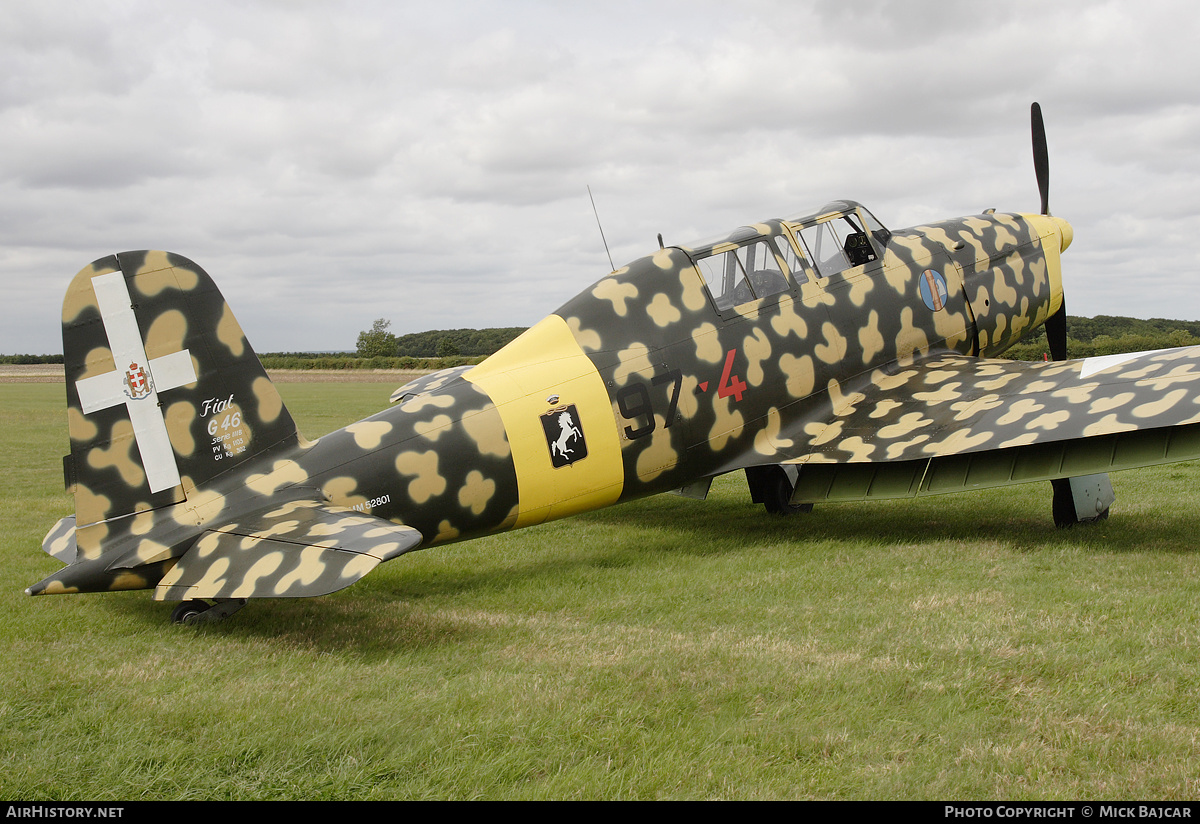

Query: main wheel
[[170, 600, 211, 625], [747, 466, 814, 516]]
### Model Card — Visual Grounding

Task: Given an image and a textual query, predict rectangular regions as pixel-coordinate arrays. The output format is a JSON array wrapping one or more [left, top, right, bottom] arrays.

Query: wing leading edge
[[774, 346, 1200, 503]]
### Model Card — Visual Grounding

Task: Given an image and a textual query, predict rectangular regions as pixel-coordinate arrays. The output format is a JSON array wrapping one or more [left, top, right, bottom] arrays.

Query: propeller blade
[[1031, 102, 1050, 215], [1045, 298, 1068, 361], [1034, 102, 1065, 361]]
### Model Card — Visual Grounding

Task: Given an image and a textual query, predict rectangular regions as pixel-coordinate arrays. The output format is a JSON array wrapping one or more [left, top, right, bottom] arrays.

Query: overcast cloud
[[3, 0, 1199, 354]]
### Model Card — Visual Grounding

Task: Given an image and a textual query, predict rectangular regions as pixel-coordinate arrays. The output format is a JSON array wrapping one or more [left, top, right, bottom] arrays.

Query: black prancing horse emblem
[[541, 404, 588, 468]]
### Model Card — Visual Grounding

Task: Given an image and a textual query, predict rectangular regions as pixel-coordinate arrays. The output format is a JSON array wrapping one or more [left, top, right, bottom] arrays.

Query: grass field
[[2, 381, 1199, 800]]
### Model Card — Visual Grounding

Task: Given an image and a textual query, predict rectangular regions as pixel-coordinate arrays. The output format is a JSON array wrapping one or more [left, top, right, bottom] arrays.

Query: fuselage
[[291, 200, 1072, 549]]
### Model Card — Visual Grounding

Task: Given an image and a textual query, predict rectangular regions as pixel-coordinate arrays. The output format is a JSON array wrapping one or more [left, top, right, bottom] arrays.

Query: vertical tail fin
[[62, 251, 298, 528]]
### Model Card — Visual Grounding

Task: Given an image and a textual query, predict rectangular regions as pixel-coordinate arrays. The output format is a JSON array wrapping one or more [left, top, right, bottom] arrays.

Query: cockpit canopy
[[785, 200, 891, 277], [679, 200, 889, 314]]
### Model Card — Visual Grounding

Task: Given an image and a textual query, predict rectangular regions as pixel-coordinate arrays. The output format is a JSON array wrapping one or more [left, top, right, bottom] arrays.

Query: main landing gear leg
[[745, 465, 814, 516], [1051, 474, 1115, 528], [170, 598, 248, 625]]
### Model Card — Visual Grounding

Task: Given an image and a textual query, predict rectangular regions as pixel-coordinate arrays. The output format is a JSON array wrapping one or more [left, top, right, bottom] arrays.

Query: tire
[[749, 466, 814, 516], [170, 600, 210, 624]]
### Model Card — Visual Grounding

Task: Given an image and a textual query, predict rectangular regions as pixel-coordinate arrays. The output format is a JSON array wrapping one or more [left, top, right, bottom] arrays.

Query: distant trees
[[352, 320, 526, 360], [1000, 315, 1200, 360], [344, 313, 1200, 367], [392, 327, 526, 358], [0, 354, 64, 364], [355, 318, 398, 358]]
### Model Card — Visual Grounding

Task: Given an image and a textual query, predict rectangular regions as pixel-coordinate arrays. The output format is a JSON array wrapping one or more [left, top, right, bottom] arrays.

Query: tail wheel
[[170, 598, 248, 624]]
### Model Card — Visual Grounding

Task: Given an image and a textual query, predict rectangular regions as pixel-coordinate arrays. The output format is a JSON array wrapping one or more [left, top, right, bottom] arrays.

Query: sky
[[3, 0, 1199, 355]]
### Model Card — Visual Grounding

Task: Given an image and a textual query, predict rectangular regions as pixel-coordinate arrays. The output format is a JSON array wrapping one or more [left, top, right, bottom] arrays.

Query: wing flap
[[154, 499, 423, 601], [789, 420, 1200, 503]]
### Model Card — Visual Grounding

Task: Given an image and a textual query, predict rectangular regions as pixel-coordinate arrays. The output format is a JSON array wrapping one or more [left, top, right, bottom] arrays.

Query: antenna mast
[[587, 185, 616, 271]]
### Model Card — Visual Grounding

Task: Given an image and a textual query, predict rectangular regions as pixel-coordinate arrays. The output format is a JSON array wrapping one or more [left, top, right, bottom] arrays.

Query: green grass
[[3, 382, 1200, 799]]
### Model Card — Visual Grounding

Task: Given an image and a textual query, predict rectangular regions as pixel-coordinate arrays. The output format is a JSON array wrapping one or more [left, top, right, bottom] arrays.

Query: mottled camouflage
[[156, 498, 423, 601], [300, 371, 519, 543], [27, 198, 1200, 617], [555, 201, 1066, 497], [30, 252, 516, 602]]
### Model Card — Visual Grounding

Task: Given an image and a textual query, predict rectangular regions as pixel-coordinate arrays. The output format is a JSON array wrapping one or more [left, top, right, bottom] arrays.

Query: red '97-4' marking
[[717, 349, 747, 402], [616, 349, 745, 441]]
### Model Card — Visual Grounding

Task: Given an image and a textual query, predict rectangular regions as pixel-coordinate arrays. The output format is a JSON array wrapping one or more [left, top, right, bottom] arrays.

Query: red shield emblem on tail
[[123, 362, 152, 400]]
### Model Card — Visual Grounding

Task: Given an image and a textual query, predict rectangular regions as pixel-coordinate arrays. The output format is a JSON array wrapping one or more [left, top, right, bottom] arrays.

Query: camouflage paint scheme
[[27, 202, 1200, 616]]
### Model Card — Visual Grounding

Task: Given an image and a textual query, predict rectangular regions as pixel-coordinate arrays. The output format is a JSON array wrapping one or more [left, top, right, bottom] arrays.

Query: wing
[[154, 499, 423, 601], [774, 346, 1200, 503]]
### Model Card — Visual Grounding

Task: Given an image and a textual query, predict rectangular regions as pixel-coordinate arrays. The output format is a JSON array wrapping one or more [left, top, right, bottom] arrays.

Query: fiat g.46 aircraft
[[29, 104, 1200, 623]]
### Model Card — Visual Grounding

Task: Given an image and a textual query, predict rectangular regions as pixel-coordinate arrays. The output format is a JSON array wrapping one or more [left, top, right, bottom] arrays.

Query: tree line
[[353, 313, 1200, 363], [8, 314, 1197, 367], [999, 315, 1200, 361], [355, 318, 526, 359], [0, 354, 64, 364]]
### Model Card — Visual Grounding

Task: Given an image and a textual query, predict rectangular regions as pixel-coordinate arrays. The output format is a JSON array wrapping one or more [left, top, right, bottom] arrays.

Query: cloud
[[3, 0, 1200, 356]]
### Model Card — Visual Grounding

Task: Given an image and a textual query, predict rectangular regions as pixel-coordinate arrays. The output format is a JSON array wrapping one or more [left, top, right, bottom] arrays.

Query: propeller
[[1034, 101, 1082, 524], [1032, 101, 1068, 362], [1031, 102, 1050, 216]]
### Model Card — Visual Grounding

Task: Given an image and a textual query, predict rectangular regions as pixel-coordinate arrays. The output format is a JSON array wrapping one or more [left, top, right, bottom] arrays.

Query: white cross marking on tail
[[74, 270, 197, 493]]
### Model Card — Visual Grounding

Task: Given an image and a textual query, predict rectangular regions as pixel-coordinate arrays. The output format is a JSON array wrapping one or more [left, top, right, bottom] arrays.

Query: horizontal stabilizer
[[390, 365, 475, 404], [154, 499, 422, 601], [41, 516, 78, 565]]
